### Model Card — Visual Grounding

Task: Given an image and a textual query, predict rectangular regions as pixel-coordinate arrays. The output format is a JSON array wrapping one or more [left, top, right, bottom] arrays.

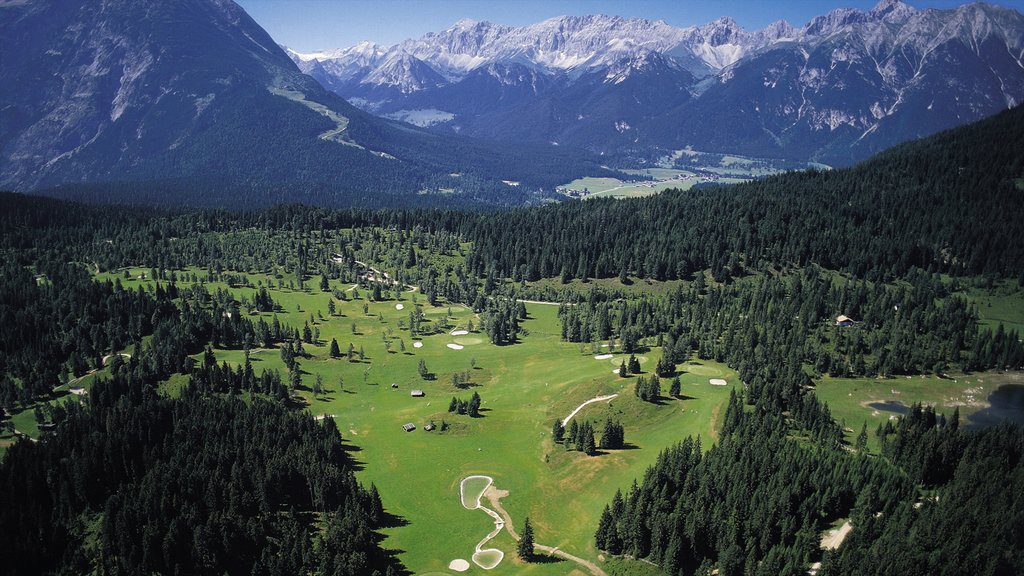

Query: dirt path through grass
[[562, 394, 619, 426], [483, 486, 607, 576]]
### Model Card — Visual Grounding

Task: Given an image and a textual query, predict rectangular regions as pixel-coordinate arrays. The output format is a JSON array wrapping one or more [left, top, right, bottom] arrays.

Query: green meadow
[[814, 371, 1021, 452], [80, 267, 738, 575]]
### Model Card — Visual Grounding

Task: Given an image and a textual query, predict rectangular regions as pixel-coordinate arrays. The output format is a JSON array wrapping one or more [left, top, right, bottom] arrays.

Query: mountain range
[[290, 0, 1024, 165], [0, 0, 613, 207]]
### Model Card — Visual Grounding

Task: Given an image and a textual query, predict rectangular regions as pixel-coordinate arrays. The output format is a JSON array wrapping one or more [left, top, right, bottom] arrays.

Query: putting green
[[453, 336, 484, 346], [609, 355, 647, 366], [682, 362, 723, 376]]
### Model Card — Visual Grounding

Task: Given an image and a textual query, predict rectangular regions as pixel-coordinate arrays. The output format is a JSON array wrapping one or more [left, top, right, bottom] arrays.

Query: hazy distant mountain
[[295, 0, 1024, 165], [0, 0, 612, 207]]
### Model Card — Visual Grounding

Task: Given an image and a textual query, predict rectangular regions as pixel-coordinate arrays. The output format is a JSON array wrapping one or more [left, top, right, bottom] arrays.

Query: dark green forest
[[0, 105, 1022, 575]]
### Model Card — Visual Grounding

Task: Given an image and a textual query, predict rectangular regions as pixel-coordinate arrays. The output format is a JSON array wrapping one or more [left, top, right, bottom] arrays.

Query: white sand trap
[[594, 353, 614, 360], [709, 378, 728, 386], [413, 341, 423, 348], [613, 369, 622, 374], [395, 303, 404, 310], [447, 343, 465, 350], [448, 559, 470, 572], [451, 329, 469, 336]]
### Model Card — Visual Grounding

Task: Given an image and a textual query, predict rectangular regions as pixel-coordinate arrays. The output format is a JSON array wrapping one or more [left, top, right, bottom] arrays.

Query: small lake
[[967, 384, 1024, 428], [867, 400, 909, 414]]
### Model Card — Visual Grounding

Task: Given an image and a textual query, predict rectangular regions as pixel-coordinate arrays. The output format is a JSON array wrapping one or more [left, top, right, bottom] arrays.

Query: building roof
[[410, 389, 425, 396], [402, 423, 416, 431], [836, 315, 853, 324]]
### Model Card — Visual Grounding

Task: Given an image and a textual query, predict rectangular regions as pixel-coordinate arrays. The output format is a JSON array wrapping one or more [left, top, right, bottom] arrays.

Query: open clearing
[[77, 266, 742, 574], [820, 520, 853, 550], [815, 372, 1023, 451]]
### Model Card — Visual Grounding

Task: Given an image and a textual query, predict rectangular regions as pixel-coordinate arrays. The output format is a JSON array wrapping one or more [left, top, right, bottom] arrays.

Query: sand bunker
[[447, 343, 465, 350], [413, 341, 423, 348], [395, 303, 404, 310], [594, 353, 614, 360], [709, 378, 727, 386], [448, 559, 470, 572], [451, 329, 469, 336]]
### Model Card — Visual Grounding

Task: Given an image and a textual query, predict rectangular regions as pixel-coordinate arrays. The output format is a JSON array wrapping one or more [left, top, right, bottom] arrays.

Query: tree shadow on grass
[[529, 553, 566, 565], [340, 438, 366, 472], [379, 509, 410, 529]]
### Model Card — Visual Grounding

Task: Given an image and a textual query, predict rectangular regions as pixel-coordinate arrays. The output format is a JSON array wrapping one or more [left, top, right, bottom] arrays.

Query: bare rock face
[[296, 1, 1024, 165]]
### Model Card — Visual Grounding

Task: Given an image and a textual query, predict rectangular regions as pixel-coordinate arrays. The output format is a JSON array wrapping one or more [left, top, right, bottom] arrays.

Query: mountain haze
[[0, 0, 612, 207], [294, 0, 1024, 165]]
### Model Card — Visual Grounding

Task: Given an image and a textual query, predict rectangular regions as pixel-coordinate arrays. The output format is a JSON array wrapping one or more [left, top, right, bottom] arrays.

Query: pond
[[967, 385, 1024, 428], [867, 400, 909, 414]]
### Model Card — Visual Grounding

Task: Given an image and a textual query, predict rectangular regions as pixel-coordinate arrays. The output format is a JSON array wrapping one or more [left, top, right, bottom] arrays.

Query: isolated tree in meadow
[[320, 275, 329, 292], [670, 376, 681, 398], [619, 361, 628, 378], [448, 397, 458, 413], [418, 359, 429, 379], [329, 338, 340, 358], [313, 374, 323, 396], [327, 299, 335, 316], [518, 517, 534, 560]]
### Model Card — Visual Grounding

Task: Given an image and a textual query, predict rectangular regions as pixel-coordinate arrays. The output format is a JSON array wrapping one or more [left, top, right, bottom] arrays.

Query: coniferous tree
[[553, 419, 565, 443], [670, 376, 681, 398], [518, 517, 534, 560]]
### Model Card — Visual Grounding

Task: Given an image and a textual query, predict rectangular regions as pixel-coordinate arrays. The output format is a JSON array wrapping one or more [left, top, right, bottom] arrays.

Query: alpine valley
[[291, 0, 1024, 166], [2, 1, 1024, 575]]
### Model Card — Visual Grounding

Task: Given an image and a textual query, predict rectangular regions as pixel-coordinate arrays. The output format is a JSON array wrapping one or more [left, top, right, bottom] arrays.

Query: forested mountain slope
[[456, 104, 1024, 282], [0, 0, 613, 208]]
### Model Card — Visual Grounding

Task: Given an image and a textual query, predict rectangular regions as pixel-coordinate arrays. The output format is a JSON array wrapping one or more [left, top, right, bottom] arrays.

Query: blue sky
[[235, 0, 1024, 51]]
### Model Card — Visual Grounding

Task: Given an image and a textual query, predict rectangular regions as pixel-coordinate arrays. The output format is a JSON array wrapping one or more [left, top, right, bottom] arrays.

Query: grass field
[[964, 280, 1024, 334], [77, 266, 739, 575], [559, 175, 700, 199]]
